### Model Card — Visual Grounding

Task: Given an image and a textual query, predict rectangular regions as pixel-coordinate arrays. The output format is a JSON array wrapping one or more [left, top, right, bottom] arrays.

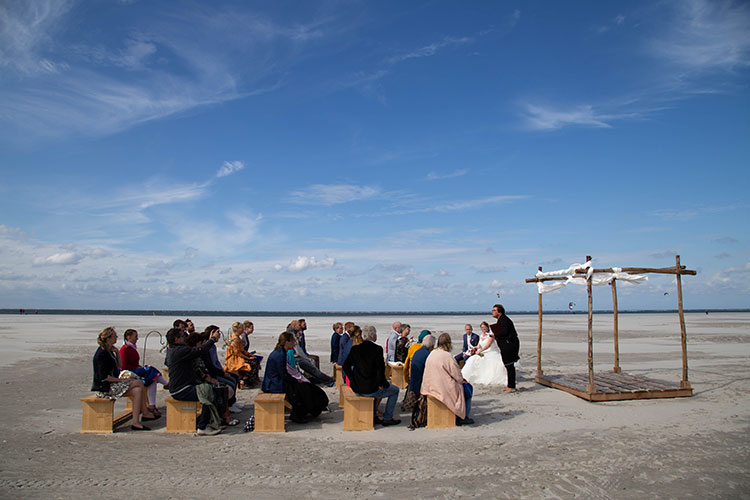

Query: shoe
[[504, 388, 517, 393], [326, 380, 336, 388], [142, 415, 159, 421], [290, 415, 310, 424], [381, 418, 401, 426], [374, 416, 384, 425], [457, 418, 474, 426], [224, 418, 239, 426], [130, 425, 151, 431], [229, 403, 243, 413], [196, 427, 221, 436]]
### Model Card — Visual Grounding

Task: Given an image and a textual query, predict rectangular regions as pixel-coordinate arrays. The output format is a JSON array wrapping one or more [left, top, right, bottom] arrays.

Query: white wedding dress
[[461, 333, 508, 386]]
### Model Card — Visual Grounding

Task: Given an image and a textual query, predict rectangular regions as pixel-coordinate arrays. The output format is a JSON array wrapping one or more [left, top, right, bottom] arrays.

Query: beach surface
[[0, 312, 748, 499]]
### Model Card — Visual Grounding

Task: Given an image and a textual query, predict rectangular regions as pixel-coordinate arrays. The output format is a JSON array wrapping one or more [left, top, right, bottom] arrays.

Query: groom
[[491, 304, 520, 392], [454, 324, 480, 364]]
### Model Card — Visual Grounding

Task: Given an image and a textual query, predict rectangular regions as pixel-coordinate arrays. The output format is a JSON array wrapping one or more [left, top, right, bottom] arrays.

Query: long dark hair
[[275, 331, 295, 350]]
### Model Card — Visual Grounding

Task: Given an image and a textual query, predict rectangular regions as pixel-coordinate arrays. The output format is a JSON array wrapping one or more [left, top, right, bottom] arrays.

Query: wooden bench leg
[[426, 396, 456, 429], [165, 397, 199, 433], [254, 393, 286, 432]]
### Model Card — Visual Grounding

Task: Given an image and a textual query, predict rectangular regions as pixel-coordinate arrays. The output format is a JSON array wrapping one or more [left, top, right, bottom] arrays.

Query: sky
[[0, 0, 749, 312]]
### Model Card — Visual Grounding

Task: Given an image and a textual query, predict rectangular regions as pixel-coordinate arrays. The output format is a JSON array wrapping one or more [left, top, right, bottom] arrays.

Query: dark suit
[[491, 314, 520, 388], [343, 340, 400, 421], [454, 332, 480, 362]]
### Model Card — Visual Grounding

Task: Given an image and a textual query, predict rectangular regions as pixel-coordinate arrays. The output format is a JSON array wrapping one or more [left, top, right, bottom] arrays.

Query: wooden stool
[[342, 385, 374, 431], [80, 395, 133, 434], [388, 363, 407, 389], [165, 397, 200, 433], [426, 396, 456, 429], [334, 365, 343, 390], [254, 393, 286, 432]]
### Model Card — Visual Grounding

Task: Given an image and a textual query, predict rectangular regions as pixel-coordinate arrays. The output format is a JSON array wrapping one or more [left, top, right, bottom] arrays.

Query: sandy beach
[[0, 312, 748, 499]]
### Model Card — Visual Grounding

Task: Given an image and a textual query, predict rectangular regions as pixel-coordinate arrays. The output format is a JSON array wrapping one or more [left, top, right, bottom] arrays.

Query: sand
[[0, 312, 748, 499]]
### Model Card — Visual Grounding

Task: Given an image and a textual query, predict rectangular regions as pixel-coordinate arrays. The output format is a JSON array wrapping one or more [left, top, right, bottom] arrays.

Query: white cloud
[[291, 184, 381, 206], [32, 251, 81, 266], [426, 169, 468, 181], [216, 160, 245, 178], [388, 36, 473, 64], [275, 256, 336, 272], [521, 103, 615, 130]]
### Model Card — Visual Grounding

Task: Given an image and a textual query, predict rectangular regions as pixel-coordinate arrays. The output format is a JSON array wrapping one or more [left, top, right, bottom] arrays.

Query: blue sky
[[1, 0, 748, 311]]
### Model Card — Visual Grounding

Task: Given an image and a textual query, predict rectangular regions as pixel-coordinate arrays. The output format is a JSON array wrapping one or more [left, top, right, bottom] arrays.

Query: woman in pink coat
[[420, 333, 474, 425]]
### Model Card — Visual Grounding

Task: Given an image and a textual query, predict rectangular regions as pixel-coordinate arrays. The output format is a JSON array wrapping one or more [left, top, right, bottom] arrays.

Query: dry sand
[[0, 312, 748, 499]]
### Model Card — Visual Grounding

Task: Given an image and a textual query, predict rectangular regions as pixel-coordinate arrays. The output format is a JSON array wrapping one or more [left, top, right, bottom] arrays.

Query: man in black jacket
[[491, 304, 520, 392], [166, 327, 223, 435], [343, 325, 401, 426]]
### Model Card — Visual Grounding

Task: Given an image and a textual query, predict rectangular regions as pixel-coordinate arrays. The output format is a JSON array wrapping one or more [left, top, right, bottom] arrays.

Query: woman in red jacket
[[119, 329, 169, 417]]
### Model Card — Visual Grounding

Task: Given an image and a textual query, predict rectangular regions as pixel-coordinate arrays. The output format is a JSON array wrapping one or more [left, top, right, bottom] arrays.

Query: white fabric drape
[[536, 263, 647, 294]]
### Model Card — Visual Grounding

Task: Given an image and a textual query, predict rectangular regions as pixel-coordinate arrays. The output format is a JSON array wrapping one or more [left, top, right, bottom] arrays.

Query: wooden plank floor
[[536, 372, 693, 402]]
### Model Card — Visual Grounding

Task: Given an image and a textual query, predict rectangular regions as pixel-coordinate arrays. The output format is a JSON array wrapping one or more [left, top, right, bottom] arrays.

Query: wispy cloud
[[521, 103, 624, 131], [216, 160, 245, 178], [291, 184, 382, 206], [651, 203, 747, 220], [387, 36, 473, 64], [426, 169, 468, 181], [649, 0, 750, 74], [32, 251, 82, 266]]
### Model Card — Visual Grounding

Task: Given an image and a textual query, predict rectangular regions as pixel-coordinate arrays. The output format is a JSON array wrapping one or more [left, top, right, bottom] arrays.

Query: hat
[[418, 330, 431, 342]]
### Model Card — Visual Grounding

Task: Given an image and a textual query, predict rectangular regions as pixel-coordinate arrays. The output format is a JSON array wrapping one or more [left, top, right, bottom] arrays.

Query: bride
[[461, 321, 508, 386]]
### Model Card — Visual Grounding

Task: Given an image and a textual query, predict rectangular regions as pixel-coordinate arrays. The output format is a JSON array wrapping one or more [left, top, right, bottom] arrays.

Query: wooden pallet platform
[[536, 371, 693, 401]]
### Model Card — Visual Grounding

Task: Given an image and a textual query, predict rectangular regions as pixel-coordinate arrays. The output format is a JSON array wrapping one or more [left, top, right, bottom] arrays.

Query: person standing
[[386, 321, 401, 363], [491, 304, 520, 392]]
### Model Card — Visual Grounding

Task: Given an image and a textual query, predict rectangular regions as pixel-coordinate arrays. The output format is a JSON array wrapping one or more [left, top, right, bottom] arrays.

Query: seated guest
[[262, 332, 329, 423], [240, 320, 264, 366], [337, 321, 354, 368], [92, 327, 156, 431], [166, 327, 223, 435], [225, 321, 260, 388], [187, 332, 237, 427], [404, 330, 430, 383], [421, 333, 474, 426], [288, 320, 335, 387], [343, 325, 401, 426], [386, 321, 401, 363], [119, 329, 169, 417], [455, 324, 481, 364], [394, 323, 411, 363], [202, 325, 242, 412], [330, 322, 343, 365], [402, 333, 435, 412]]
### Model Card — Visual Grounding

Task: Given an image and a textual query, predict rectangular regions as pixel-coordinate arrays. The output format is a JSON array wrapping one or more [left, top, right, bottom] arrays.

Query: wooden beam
[[676, 255, 692, 389], [537, 266, 543, 377], [586, 255, 596, 394], [611, 278, 621, 373]]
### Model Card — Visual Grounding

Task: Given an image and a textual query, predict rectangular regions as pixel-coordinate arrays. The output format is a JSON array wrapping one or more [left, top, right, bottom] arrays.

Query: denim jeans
[[463, 383, 473, 418], [172, 385, 211, 430], [361, 383, 400, 421]]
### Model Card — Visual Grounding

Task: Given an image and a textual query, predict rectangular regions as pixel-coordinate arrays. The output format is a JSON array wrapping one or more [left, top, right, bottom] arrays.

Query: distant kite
[[568, 302, 575, 311], [663, 292, 669, 296], [497, 292, 501, 298]]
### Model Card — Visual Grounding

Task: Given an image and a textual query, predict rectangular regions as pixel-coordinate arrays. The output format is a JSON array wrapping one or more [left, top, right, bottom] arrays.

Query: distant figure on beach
[[262, 332, 328, 424], [454, 324, 480, 364], [491, 304, 520, 393], [240, 320, 264, 367], [119, 329, 169, 417], [343, 325, 401, 426], [421, 333, 474, 425], [92, 327, 156, 431], [461, 321, 508, 387], [386, 321, 401, 363]]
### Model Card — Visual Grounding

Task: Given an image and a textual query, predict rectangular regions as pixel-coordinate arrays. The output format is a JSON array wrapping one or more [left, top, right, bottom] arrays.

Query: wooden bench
[[80, 395, 133, 434], [165, 397, 201, 433], [426, 396, 456, 429], [388, 363, 407, 389], [342, 385, 374, 431], [334, 364, 343, 390], [254, 392, 286, 432]]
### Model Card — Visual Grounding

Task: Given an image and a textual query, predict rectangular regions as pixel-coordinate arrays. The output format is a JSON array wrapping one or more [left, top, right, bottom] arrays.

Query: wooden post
[[536, 266, 543, 378], [586, 256, 596, 394], [676, 255, 691, 389], [611, 278, 621, 373]]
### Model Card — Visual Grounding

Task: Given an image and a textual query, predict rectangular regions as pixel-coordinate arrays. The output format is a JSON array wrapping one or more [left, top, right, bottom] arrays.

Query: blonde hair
[[231, 321, 242, 335], [98, 327, 117, 349]]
